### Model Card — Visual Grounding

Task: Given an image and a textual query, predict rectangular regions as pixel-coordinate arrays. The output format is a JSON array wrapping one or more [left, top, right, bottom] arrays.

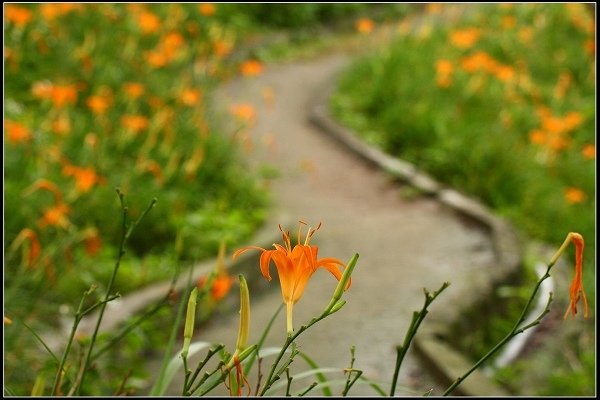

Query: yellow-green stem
[[286, 302, 294, 336]]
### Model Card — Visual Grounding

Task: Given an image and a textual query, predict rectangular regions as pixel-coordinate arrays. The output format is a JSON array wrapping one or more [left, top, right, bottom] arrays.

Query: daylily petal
[[232, 245, 267, 260]]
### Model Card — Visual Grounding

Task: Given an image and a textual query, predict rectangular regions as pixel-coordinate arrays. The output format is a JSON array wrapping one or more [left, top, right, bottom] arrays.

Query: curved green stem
[[443, 264, 553, 396]]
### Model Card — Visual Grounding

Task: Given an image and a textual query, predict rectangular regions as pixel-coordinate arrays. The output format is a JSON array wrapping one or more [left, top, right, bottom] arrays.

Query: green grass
[[330, 3, 595, 396]]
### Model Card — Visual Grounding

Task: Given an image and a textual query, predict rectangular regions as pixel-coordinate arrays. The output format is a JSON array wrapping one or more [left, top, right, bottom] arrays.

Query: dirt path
[[145, 50, 504, 396]]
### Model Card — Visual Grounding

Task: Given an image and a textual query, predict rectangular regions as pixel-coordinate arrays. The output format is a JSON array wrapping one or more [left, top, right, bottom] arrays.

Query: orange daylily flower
[[198, 274, 234, 301], [565, 187, 586, 204], [213, 39, 233, 58], [121, 114, 149, 133], [39, 4, 82, 22], [233, 222, 350, 334], [198, 241, 234, 301], [450, 28, 481, 49], [229, 103, 256, 124], [86, 92, 112, 115], [123, 82, 145, 99], [10, 228, 42, 267], [199, 3, 216, 17], [50, 84, 78, 108], [62, 164, 104, 193], [355, 18, 374, 34], [564, 233, 588, 318], [5, 5, 33, 27], [551, 233, 588, 319], [240, 59, 263, 77], [83, 228, 102, 256], [180, 88, 202, 106], [5, 120, 32, 144], [39, 202, 71, 229], [581, 144, 595, 159], [137, 10, 161, 34]]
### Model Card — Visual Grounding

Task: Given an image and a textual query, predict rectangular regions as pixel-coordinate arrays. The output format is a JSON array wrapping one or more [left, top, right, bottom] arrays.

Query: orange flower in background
[[460, 51, 497, 73], [229, 103, 256, 124], [213, 39, 233, 58], [435, 59, 454, 88], [123, 82, 145, 99], [10, 228, 41, 267], [199, 3, 216, 16], [39, 202, 71, 229], [492, 64, 515, 82], [240, 59, 264, 77], [62, 164, 105, 193], [50, 84, 78, 108], [5, 120, 32, 144], [581, 144, 595, 159], [425, 3, 443, 14], [84, 228, 102, 256], [5, 5, 33, 27], [39, 3, 82, 22], [565, 187, 586, 204], [31, 80, 53, 99], [121, 114, 149, 133], [198, 241, 234, 301], [501, 15, 516, 29], [52, 114, 72, 136], [86, 93, 112, 115], [198, 274, 234, 301], [137, 10, 161, 34], [529, 129, 546, 145], [163, 32, 184, 53], [233, 221, 350, 334], [146, 50, 168, 68], [450, 28, 481, 49], [355, 18, 374, 34], [180, 88, 202, 106], [518, 27, 534, 45], [23, 179, 64, 204], [563, 111, 583, 132]]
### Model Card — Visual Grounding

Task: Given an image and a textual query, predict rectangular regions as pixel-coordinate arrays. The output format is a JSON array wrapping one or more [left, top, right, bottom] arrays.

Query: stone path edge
[[308, 72, 522, 396]]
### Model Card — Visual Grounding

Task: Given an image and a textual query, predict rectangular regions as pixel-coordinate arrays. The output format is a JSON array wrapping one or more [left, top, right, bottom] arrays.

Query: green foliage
[[331, 3, 595, 268]]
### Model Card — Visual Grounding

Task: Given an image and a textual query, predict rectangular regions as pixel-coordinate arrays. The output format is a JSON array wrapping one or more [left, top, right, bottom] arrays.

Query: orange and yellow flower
[[5, 5, 33, 27], [121, 114, 149, 133], [550, 233, 588, 319], [233, 222, 350, 334], [240, 59, 264, 77], [5, 120, 32, 144], [581, 144, 595, 159], [450, 27, 481, 49], [123, 82, 145, 99], [565, 187, 586, 204], [199, 3, 216, 17], [355, 18, 374, 34], [563, 233, 588, 318], [62, 163, 105, 193]]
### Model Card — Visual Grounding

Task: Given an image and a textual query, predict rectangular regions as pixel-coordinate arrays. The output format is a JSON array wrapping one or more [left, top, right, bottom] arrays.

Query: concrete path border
[[309, 74, 522, 396]]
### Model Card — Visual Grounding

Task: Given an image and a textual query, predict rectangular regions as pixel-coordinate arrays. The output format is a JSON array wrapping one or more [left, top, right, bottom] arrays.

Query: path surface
[[146, 49, 500, 396]]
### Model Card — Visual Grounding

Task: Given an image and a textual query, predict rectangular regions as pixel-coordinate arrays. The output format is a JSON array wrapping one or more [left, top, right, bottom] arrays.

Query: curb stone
[[309, 70, 522, 396]]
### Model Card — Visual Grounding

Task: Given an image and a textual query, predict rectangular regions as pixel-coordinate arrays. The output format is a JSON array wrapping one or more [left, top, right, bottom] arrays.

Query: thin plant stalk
[[74, 190, 156, 394], [443, 263, 554, 396], [390, 282, 449, 396]]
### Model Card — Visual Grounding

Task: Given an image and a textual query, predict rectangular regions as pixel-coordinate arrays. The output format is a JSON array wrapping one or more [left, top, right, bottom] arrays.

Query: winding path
[[147, 49, 510, 396]]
